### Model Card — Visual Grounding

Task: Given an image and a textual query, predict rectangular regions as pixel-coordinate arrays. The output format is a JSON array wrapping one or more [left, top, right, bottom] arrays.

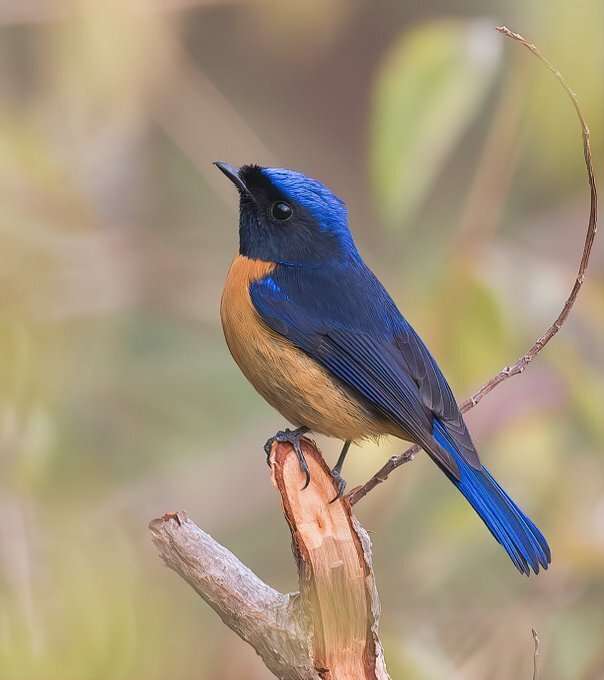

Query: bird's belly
[[221, 256, 394, 441]]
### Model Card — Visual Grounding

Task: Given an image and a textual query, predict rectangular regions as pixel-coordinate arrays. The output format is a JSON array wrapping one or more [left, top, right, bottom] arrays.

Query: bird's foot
[[329, 440, 351, 503], [329, 468, 347, 504], [264, 427, 311, 490]]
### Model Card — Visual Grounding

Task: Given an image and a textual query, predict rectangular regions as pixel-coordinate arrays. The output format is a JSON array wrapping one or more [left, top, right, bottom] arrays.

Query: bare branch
[[531, 628, 540, 680], [349, 26, 598, 506], [150, 439, 389, 679], [149, 511, 314, 679]]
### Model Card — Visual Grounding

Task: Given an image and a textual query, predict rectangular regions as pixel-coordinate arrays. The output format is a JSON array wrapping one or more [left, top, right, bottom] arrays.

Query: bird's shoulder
[[253, 256, 403, 335]]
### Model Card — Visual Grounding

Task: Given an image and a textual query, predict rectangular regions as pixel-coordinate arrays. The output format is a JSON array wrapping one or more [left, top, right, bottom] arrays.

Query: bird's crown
[[216, 162, 357, 265]]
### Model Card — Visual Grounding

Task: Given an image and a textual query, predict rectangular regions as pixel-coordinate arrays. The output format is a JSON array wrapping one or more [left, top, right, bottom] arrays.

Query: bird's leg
[[264, 426, 311, 489], [329, 440, 351, 503]]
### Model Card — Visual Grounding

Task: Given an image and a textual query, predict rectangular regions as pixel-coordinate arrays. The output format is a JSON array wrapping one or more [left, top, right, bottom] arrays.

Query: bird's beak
[[213, 161, 249, 195]]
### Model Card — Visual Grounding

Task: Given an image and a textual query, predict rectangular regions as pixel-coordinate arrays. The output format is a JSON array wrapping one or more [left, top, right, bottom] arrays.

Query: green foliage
[[370, 19, 500, 228]]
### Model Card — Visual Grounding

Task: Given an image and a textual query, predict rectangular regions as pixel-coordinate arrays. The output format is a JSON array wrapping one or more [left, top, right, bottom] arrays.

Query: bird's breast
[[220, 255, 392, 441]]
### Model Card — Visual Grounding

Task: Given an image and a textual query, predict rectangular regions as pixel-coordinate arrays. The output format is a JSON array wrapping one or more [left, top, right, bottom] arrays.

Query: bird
[[215, 160, 551, 576]]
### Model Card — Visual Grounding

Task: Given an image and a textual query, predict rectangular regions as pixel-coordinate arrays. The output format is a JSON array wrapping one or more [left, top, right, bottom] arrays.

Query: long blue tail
[[433, 420, 551, 575]]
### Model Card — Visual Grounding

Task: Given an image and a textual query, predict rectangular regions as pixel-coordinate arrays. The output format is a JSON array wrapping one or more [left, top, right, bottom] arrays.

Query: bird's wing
[[391, 317, 481, 469], [250, 261, 480, 477]]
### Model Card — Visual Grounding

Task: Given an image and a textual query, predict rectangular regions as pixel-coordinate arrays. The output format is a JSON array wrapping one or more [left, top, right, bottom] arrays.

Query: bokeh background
[[1, 1, 603, 679]]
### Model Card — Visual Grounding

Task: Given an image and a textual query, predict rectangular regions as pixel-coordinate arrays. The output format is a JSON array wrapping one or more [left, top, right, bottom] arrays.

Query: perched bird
[[216, 161, 550, 576]]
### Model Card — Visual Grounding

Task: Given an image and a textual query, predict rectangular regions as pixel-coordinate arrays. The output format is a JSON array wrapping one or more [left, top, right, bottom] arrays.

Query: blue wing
[[250, 259, 480, 478], [251, 260, 550, 574]]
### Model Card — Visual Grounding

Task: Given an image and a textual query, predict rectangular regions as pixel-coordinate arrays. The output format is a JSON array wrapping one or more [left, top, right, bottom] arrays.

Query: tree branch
[[149, 511, 308, 678], [150, 439, 390, 679], [348, 25, 598, 506]]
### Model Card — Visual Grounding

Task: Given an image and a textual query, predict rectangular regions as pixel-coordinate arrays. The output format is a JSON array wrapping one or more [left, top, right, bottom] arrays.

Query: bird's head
[[215, 162, 357, 266]]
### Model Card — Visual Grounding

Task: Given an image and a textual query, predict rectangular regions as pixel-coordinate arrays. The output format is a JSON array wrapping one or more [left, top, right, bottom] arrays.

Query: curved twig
[[349, 26, 598, 506]]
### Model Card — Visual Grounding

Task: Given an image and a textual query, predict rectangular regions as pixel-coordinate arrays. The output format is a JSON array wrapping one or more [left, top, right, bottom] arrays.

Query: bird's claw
[[264, 427, 311, 490], [329, 468, 347, 504]]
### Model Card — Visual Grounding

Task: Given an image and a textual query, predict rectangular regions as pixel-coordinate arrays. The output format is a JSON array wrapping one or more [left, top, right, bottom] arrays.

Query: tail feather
[[433, 419, 551, 575]]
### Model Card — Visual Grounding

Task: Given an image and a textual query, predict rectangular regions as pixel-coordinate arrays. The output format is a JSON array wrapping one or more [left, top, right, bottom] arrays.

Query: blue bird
[[216, 161, 550, 576]]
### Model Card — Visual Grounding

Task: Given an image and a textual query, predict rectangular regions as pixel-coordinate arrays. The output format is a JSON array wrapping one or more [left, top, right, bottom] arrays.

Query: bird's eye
[[271, 201, 293, 221]]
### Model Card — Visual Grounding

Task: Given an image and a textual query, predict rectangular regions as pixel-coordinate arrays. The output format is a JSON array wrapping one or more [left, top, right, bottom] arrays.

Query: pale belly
[[220, 256, 399, 442]]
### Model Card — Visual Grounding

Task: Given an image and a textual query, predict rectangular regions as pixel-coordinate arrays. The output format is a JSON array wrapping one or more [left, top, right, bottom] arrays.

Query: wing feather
[[250, 261, 479, 476]]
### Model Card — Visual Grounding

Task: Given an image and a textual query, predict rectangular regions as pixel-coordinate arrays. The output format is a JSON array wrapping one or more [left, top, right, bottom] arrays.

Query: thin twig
[[349, 26, 598, 506], [532, 628, 540, 680]]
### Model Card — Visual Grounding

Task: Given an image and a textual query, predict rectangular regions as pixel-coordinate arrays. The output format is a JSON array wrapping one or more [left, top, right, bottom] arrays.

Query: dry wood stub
[[270, 440, 388, 680], [150, 438, 389, 680]]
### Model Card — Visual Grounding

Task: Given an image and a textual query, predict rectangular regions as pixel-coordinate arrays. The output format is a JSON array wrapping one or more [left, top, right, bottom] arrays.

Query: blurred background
[[0, 1, 603, 678]]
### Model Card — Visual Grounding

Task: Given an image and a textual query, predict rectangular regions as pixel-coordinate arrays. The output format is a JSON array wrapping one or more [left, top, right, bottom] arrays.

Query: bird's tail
[[432, 419, 551, 575]]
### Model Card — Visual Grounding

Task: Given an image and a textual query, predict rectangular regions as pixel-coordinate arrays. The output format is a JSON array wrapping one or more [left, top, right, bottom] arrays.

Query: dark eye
[[271, 201, 293, 221]]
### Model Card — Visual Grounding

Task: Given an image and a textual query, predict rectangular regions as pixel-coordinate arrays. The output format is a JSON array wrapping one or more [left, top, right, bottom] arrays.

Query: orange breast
[[220, 255, 395, 442]]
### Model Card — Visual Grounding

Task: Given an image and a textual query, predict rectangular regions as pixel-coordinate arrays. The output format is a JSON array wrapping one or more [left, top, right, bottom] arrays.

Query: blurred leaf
[[518, 0, 604, 187], [423, 265, 508, 390], [554, 345, 604, 445], [370, 19, 500, 227]]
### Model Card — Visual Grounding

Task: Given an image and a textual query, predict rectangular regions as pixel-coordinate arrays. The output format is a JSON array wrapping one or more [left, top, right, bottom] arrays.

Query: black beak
[[213, 161, 249, 194]]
